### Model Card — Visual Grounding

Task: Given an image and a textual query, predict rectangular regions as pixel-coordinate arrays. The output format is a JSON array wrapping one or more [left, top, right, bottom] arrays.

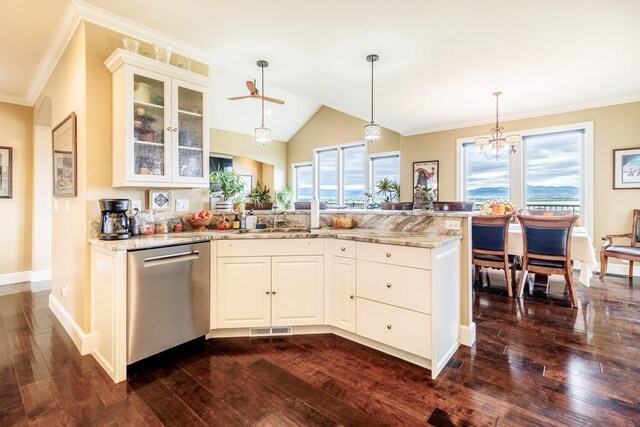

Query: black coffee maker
[[99, 199, 131, 240]]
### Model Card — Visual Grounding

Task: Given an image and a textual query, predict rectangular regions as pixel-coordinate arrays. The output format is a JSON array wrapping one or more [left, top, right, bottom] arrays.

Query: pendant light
[[364, 54, 381, 142], [254, 60, 271, 145], [475, 92, 520, 160]]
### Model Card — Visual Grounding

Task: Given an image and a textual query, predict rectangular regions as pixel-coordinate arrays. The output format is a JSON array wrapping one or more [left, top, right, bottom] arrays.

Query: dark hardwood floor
[[0, 272, 639, 426]]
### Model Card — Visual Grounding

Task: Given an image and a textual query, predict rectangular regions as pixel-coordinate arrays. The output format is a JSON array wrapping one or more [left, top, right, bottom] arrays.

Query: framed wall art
[[613, 147, 640, 189], [0, 146, 12, 198], [148, 189, 173, 210], [413, 160, 439, 201], [240, 174, 252, 196], [52, 112, 77, 197]]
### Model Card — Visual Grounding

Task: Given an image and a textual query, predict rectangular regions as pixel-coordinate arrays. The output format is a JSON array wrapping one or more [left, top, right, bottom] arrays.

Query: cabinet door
[[271, 256, 324, 327], [171, 79, 209, 184], [333, 256, 356, 333], [217, 257, 271, 328], [129, 69, 172, 182]]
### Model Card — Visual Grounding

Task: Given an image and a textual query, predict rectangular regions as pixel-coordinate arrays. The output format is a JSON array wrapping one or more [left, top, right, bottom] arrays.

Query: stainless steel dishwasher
[[127, 241, 210, 364]]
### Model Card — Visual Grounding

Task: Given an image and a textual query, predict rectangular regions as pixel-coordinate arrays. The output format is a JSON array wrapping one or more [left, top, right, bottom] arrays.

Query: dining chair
[[527, 209, 573, 216], [516, 214, 579, 307], [600, 209, 640, 279], [472, 214, 517, 297]]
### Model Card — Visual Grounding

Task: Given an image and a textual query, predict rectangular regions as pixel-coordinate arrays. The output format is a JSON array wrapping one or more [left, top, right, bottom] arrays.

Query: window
[[317, 148, 339, 204], [370, 152, 400, 191], [457, 122, 594, 236], [343, 145, 366, 205], [292, 162, 312, 202]]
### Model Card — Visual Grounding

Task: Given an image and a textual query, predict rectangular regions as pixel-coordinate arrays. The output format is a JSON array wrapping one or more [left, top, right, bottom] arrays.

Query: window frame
[[312, 141, 367, 206], [291, 161, 313, 202], [456, 121, 594, 237], [369, 150, 400, 194]]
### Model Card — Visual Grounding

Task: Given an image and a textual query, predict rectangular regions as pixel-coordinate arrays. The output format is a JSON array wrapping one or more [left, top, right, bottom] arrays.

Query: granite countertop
[[89, 228, 461, 251]]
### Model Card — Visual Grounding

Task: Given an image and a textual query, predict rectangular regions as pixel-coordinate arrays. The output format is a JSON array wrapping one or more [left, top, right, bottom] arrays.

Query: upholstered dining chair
[[600, 209, 640, 279], [472, 214, 517, 297], [516, 214, 579, 308]]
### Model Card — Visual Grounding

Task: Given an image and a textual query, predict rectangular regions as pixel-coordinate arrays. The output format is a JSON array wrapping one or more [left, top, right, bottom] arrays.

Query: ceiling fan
[[227, 74, 285, 105]]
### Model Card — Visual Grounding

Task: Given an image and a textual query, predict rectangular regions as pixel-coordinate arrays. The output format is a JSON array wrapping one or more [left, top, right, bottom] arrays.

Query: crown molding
[[12, 0, 219, 106], [403, 93, 640, 137]]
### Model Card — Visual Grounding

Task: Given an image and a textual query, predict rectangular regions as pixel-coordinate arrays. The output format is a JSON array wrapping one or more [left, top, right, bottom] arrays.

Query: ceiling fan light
[[364, 123, 381, 142], [254, 125, 271, 145]]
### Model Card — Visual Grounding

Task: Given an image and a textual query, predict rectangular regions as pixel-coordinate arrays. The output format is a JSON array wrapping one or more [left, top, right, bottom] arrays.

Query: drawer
[[217, 238, 323, 257], [357, 260, 431, 314], [356, 298, 431, 359], [356, 242, 430, 270], [326, 239, 356, 258]]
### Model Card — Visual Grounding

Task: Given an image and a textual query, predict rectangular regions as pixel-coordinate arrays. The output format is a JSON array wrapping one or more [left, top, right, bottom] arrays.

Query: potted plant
[[375, 178, 412, 210], [209, 166, 244, 211], [276, 185, 294, 211], [245, 180, 273, 210]]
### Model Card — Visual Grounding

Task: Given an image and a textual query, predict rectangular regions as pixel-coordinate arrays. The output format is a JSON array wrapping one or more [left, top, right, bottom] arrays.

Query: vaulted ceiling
[[2, 0, 640, 141]]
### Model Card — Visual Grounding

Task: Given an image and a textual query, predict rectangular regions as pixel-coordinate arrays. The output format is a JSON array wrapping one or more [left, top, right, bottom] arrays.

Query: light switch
[[176, 199, 189, 211], [445, 220, 461, 230]]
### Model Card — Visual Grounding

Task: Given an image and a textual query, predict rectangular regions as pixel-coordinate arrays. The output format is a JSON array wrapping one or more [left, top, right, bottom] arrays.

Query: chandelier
[[254, 60, 271, 145], [364, 54, 381, 142], [475, 92, 520, 160]]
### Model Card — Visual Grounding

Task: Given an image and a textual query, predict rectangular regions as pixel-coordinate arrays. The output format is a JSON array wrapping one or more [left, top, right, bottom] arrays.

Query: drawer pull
[[386, 324, 392, 330], [386, 252, 391, 258], [341, 247, 346, 251], [386, 283, 392, 288], [349, 295, 355, 299]]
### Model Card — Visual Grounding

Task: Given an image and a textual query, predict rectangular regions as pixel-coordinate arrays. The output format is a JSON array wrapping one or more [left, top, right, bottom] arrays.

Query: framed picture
[[0, 146, 12, 198], [52, 112, 77, 197], [148, 189, 173, 210], [413, 160, 439, 201], [240, 174, 252, 196], [613, 147, 640, 189]]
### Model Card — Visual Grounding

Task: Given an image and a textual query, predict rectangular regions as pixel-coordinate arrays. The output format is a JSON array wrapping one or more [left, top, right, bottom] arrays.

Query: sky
[[464, 130, 583, 192]]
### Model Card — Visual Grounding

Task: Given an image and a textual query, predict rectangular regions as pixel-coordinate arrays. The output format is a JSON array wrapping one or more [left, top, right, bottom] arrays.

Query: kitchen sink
[[235, 227, 312, 234]]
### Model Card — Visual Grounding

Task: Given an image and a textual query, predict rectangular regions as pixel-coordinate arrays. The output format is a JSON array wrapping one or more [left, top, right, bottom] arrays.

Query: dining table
[[507, 224, 598, 286]]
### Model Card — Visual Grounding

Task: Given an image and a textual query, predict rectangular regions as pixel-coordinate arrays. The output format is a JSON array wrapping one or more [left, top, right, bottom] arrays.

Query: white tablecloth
[[507, 225, 597, 286]]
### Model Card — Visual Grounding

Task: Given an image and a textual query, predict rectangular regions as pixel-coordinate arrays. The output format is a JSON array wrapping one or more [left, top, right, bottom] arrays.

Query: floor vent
[[249, 327, 293, 336]]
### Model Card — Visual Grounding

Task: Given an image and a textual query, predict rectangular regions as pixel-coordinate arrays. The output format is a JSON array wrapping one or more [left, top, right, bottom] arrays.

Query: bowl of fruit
[[188, 210, 213, 232]]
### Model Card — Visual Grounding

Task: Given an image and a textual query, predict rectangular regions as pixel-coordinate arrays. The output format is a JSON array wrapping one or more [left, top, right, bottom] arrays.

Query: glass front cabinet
[[105, 49, 209, 188]]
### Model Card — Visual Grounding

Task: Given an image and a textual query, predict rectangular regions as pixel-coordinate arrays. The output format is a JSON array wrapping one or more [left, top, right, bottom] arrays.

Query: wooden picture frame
[[413, 160, 439, 201], [613, 147, 640, 189], [0, 146, 12, 198], [148, 189, 173, 210], [52, 112, 77, 197]]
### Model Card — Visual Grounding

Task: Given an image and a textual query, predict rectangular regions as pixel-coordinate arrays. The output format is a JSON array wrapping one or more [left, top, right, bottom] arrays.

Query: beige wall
[[0, 102, 33, 276], [402, 101, 640, 257], [210, 128, 287, 190], [287, 106, 401, 172]]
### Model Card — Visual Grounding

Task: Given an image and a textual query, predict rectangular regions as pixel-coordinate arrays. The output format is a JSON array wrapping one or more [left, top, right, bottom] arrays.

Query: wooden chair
[[600, 209, 640, 279], [527, 209, 573, 216], [516, 214, 579, 307], [472, 215, 517, 297]]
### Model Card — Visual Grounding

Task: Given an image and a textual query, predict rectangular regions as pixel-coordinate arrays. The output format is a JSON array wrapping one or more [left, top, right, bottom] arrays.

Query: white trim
[[30, 270, 52, 283], [49, 294, 92, 355], [600, 262, 640, 278], [0, 270, 52, 286], [459, 322, 476, 347], [456, 121, 595, 238]]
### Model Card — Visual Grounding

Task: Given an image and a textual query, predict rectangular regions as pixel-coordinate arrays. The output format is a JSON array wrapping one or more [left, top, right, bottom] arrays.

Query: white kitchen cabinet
[[333, 256, 356, 333], [216, 257, 271, 328], [105, 49, 209, 188], [215, 240, 324, 330]]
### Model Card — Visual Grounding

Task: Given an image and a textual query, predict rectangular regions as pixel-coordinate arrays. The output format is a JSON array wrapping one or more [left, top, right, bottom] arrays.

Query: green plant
[[209, 165, 244, 200], [250, 180, 272, 206], [276, 185, 294, 210], [375, 178, 400, 202]]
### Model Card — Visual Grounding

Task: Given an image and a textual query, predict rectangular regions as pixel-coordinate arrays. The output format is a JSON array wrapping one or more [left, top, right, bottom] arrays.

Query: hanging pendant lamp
[[364, 54, 381, 142], [254, 60, 272, 145], [475, 92, 520, 160]]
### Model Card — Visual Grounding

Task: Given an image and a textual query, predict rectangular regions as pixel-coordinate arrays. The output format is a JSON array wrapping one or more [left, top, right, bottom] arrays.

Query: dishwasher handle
[[143, 250, 200, 267]]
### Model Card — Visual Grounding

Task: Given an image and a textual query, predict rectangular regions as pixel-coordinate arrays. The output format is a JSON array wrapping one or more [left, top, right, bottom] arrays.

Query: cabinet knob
[[349, 295, 355, 299], [386, 252, 391, 258], [340, 247, 346, 251], [386, 324, 392, 330], [166, 126, 172, 131], [271, 291, 276, 295], [386, 283, 392, 288], [265, 291, 270, 295]]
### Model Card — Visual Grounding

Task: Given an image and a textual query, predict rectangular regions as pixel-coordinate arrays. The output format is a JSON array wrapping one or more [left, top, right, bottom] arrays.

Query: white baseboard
[[49, 294, 92, 355], [599, 262, 640, 278], [459, 322, 476, 347], [0, 269, 52, 286]]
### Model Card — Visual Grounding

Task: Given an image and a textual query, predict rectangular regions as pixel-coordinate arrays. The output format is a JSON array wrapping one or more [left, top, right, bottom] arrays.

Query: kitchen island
[[88, 211, 471, 383]]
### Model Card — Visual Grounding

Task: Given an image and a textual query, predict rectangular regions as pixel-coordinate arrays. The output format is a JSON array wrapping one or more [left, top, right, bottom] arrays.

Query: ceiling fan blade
[[262, 96, 285, 105], [227, 95, 253, 100], [246, 80, 257, 95]]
